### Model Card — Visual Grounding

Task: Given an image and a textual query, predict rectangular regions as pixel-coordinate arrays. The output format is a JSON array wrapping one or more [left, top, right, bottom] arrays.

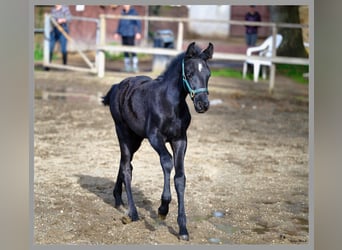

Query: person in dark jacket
[[245, 5, 261, 47], [114, 5, 142, 72]]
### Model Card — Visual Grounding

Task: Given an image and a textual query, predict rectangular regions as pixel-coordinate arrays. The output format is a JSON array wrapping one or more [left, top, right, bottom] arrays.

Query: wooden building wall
[[230, 5, 271, 38]]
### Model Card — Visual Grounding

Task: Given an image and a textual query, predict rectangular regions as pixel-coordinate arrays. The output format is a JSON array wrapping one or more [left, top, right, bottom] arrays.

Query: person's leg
[[132, 56, 139, 72], [126, 36, 139, 72], [122, 36, 132, 72], [60, 34, 68, 65], [245, 33, 251, 47], [251, 33, 258, 47]]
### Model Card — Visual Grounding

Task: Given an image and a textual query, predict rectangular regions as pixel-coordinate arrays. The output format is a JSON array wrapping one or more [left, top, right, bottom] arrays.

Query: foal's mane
[[160, 44, 203, 80]]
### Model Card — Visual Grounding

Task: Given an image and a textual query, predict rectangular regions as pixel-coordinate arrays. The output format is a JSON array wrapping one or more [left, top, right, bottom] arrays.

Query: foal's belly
[[123, 112, 189, 139], [163, 119, 187, 139]]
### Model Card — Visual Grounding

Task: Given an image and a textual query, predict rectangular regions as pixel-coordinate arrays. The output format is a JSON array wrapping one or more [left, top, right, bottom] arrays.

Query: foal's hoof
[[158, 214, 167, 220], [121, 211, 139, 224], [179, 234, 189, 241], [121, 216, 132, 224]]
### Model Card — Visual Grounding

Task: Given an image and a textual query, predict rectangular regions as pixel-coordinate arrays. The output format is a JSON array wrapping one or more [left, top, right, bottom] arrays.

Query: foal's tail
[[102, 85, 114, 106]]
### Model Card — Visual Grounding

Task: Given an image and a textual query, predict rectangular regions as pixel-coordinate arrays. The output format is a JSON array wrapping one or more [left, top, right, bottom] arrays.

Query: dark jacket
[[116, 7, 142, 37], [245, 11, 261, 34]]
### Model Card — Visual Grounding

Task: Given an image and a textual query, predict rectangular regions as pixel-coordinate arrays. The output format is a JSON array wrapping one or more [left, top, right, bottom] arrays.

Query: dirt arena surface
[[34, 66, 309, 245]]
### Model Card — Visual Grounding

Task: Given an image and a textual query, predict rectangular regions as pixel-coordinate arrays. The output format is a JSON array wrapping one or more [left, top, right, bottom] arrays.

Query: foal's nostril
[[204, 100, 209, 109], [197, 100, 209, 111], [202, 100, 209, 110]]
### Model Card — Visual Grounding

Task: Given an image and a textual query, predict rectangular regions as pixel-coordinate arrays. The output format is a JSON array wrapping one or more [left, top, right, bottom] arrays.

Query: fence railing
[[43, 14, 100, 73], [42, 13, 309, 93], [96, 14, 309, 92]]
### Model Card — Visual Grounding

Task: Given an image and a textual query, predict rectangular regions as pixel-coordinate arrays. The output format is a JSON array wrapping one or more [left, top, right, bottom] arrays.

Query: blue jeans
[[50, 25, 68, 57], [245, 33, 258, 47]]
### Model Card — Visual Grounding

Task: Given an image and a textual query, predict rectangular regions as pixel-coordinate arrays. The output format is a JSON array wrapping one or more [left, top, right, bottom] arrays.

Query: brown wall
[[35, 5, 309, 51], [230, 5, 271, 38], [68, 5, 147, 49], [34, 5, 147, 50], [148, 6, 189, 40]]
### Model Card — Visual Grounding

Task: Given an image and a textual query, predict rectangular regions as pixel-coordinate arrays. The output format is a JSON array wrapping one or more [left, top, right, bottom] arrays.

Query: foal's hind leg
[[113, 168, 123, 207], [114, 128, 142, 222], [113, 165, 126, 208]]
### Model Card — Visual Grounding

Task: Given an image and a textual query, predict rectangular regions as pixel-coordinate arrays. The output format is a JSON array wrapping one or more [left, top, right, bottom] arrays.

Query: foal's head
[[182, 42, 214, 113]]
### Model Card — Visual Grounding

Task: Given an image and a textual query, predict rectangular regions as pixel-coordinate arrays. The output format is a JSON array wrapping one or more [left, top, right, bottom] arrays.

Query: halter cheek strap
[[182, 59, 208, 99]]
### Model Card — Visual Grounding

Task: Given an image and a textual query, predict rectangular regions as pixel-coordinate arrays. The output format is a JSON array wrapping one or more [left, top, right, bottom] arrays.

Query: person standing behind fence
[[245, 5, 261, 47], [113, 5, 142, 73], [49, 5, 72, 67]]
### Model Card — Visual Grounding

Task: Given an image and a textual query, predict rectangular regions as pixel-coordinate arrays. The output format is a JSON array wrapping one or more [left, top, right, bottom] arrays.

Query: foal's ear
[[200, 42, 214, 60], [185, 42, 197, 59]]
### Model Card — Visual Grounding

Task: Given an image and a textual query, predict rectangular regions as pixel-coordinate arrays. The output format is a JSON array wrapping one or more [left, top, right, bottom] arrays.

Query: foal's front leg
[[148, 135, 173, 219], [171, 139, 189, 241]]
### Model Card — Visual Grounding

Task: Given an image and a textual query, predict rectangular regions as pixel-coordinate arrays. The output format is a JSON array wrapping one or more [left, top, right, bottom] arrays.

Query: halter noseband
[[182, 59, 209, 99]]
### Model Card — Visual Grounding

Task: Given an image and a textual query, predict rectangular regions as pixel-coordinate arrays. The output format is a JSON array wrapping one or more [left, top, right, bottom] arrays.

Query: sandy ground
[[33, 62, 309, 245]]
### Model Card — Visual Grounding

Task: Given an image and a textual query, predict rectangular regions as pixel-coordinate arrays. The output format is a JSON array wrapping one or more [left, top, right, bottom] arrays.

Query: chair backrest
[[261, 34, 283, 57]]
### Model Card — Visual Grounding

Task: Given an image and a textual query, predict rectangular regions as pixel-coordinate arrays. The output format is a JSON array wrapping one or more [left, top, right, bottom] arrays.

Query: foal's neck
[[163, 67, 187, 105]]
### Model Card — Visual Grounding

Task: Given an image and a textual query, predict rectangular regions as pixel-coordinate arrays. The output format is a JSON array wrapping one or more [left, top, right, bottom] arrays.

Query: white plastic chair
[[243, 34, 283, 82]]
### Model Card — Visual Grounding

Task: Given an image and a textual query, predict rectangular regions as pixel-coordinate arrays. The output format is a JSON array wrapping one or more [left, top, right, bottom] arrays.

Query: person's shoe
[[62, 53, 67, 65], [132, 66, 139, 73], [132, 56, 139, 73], [124, 58, 132, 72], [124, 65, 132, 72]]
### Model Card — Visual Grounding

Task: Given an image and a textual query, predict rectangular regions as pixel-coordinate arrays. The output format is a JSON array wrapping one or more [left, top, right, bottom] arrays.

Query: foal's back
[[103, 75, 172, 138]]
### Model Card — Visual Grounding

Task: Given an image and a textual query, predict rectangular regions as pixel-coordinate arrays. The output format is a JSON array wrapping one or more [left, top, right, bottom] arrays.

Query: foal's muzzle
[[193, 93, 210, 113]]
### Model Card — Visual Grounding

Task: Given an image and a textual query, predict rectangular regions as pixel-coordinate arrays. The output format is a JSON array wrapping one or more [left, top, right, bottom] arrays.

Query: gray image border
[[29, 1, 314, 250]]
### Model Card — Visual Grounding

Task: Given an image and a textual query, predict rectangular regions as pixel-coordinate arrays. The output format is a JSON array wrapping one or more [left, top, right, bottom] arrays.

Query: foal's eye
[[187, 73, 193, 79]]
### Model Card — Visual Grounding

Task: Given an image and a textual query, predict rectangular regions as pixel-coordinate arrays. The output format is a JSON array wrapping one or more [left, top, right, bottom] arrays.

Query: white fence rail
[[43, 14, 99, 73], [43, 13, 309, 93], [96, 14, 309, 92]]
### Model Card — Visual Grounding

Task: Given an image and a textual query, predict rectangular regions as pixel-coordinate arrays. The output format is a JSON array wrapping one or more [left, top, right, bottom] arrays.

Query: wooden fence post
[[50, 17, 95, 70], [95, 19, 101, 74], [43, 13, 51, 66], [177, 21, 184, 51], [97, 14, 106, 78], [269, 23, 278, 93]]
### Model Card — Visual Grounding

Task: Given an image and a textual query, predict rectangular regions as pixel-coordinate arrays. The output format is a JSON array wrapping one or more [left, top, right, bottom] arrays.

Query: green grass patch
[[211, 64, 309, 84], [104, 51, 125, 61], [211, 68, 242, 78], [104, 41, 123, 60], [276, 64, 309, 84], [34, 43, 44, 61], [34, 43, 58, 61]]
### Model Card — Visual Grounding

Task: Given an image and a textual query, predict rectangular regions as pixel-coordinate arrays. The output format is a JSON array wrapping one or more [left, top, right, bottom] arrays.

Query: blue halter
[[182, 59, 208, 99]]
